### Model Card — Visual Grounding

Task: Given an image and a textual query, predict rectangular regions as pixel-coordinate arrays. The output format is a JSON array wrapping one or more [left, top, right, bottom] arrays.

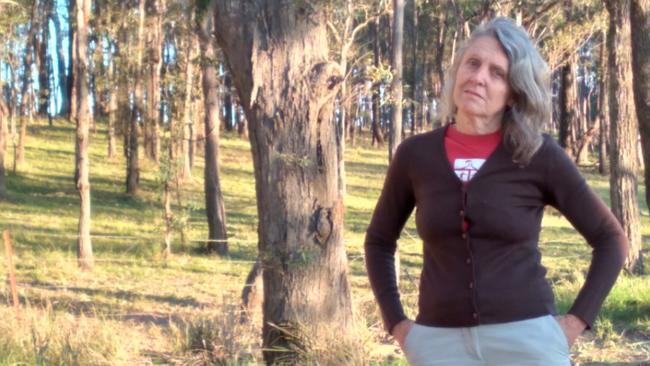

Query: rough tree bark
[[74, 0, 94, 269], [212, 2, 353, 363], [630, 0, 650, 212], [605, 0, 643, 274], [197, 4, 228, 255], [389, 0, 404, 162]]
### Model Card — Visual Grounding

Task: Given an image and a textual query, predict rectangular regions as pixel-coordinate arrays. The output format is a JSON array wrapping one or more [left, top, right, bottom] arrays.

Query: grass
[[0, 117, 649, 365]]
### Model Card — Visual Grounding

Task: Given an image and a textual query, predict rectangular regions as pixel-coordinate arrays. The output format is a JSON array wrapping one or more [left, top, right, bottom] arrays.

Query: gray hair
[[439, 17, 551, 165]]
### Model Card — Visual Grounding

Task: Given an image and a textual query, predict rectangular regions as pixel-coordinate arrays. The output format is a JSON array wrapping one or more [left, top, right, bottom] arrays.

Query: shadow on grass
[[0, 291, 185, 327], [346, 160, 387, 177]]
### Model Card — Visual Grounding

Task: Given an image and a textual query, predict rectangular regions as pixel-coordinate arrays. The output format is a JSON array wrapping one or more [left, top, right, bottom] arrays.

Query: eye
[[492, 69, 506, 79]]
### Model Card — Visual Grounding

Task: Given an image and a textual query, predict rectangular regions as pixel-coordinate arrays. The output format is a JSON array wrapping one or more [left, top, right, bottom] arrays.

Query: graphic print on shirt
[[454, 158, 485, 182]]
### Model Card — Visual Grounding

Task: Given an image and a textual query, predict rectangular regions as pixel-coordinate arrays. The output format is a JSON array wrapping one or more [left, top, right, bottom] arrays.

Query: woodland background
[[0, 0, 649, 365]]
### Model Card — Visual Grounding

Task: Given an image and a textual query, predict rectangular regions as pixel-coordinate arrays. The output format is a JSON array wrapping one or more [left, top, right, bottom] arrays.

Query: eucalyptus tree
[[631, 0, 650, 213], [74, 0, 94, 269], [212, 1, 353, 363], [196, 1, 227, 254], [605, 0, 643, 274]]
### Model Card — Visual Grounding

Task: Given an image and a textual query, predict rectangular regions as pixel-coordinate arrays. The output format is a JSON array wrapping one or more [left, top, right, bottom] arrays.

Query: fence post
[[3, 230, 20, 319]]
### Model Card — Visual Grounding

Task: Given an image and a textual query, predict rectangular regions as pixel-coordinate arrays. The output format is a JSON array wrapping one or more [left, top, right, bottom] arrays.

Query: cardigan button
[[462, 233, 467, 239], [460, 210, 465, 216], [466, 258, 471, 264], [472, 312, 478, 319], [469, 282, 474, 289]]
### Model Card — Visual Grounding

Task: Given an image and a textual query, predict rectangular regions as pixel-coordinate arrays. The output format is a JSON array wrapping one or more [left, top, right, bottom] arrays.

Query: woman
[[364, 17, 628, 366]]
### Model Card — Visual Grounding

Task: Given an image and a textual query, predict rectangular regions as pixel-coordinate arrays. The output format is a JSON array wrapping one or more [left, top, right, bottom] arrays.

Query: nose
[[469, 66, 488, 86]]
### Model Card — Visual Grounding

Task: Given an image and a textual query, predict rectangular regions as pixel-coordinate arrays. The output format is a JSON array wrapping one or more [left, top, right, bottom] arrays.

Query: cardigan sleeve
[[364, 142, 416, 334], [543, 138, 629, 329]]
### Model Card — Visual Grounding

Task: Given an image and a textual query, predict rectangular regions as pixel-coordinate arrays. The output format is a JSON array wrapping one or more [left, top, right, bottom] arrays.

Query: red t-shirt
[[445, 125, 502, 231], [445, 125, 503, 183]]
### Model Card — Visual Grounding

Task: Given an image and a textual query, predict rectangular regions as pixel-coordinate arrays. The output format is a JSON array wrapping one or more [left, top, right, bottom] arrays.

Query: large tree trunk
[[630, 0, 650, 212], [389, 0, 404, 161], [212, 2, 353, 364], [145, 0, 164, 163], [605, 0, 643, 274], [198, 7, 227, 255], [74, 0, 94, 270], [126, 0, 145, 195]]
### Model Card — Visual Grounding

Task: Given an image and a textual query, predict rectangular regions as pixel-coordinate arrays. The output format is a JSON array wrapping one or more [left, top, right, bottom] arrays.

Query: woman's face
[[452, 35, 512, 126]]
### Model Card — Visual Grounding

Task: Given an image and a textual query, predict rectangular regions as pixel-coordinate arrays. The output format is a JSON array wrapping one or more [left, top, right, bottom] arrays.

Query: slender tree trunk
[[163, 168, 173, 258], [127, 0, 145, 195], [180, 33, 196, 181], [54, 10, 70, 117], [17, 0, 40, 166], [74, 0, 93, 270], [213, 3, 353, 363], [558, 59, 575, 155], [70, 34, 78, 123], [198, 8, 227, 254], [0, 99, 7, 199], [598, 31, 609, 176], [411, 0, 421, 135], [145, 0, 164, 163], [389, 0, 404, 162], [433, 7, 447, 100], [605, 0, 643, 274], [630, 0, 650, 211], [237, 103, 248, 139], [107, 42, 117, 159], [224, 72, 233, 131], [36, 0, 51, 117], [68, 0, 76, 121], [371, 19, 384, 147], [193, 86, 205, 161]]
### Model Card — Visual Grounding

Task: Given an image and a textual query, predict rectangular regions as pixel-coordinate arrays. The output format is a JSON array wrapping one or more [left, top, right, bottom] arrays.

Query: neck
[[455, 111, 503, 135]]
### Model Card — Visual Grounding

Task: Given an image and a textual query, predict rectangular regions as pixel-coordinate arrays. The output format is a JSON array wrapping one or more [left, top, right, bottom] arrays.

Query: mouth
[[464, 90, 485, 100]]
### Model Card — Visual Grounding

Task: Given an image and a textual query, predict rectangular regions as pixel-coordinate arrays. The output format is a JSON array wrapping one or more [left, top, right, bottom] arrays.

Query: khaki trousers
[[402, 315, 572, 366]]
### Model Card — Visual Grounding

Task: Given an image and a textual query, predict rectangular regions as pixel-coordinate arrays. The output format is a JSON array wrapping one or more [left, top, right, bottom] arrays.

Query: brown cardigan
[[364, 126, 628, 334]]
